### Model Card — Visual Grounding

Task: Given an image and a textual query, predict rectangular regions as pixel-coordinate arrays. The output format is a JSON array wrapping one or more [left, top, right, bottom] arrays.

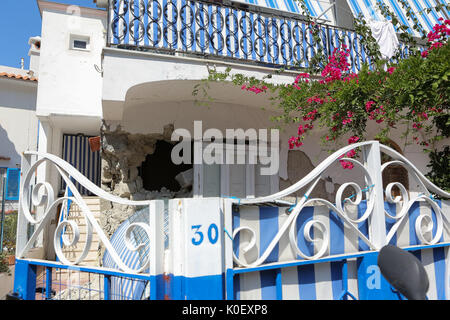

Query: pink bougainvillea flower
[[365, 100, 376, 112], [347, 149, 356, 158], [342, 118, 352, 125], [245, 85, 268, 94], [412, 122, 422, 130], [348, 136, 360, 144], [339, 160, 354, 170]]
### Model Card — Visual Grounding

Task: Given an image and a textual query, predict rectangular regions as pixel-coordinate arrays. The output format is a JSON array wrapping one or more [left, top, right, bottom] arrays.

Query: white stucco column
[[35, 120, 53, 250]]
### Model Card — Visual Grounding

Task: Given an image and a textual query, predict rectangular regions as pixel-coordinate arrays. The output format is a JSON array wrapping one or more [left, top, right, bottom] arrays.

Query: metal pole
[[0, 177, 6, 253], [0, 176, 6, 252]]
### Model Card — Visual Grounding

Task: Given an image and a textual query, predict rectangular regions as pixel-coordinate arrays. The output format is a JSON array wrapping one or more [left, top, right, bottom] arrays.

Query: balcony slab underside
[[101, 47, 299, 124]]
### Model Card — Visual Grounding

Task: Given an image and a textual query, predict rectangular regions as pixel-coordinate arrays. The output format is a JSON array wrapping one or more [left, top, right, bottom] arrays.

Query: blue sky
[[0, 0, 99, 70]]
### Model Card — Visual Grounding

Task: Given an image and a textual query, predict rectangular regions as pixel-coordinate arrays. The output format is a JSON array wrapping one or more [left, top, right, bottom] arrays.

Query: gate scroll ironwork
[[223, 140, 450, 300]]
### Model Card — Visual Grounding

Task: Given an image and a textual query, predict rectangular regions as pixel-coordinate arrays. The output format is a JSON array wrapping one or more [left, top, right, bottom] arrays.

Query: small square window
[[73, 40, 87, 49], [70, 34, 90, 51]]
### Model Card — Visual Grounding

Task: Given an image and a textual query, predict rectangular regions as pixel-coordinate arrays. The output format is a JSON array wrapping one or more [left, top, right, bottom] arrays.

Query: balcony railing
[[107, 0, 412, 72]]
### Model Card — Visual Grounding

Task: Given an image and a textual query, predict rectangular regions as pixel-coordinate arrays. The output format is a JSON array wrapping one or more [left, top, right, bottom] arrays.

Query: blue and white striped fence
[[221, 141, 450, 300], [226, 201, 449, 300], [13, 141, 450, 300]]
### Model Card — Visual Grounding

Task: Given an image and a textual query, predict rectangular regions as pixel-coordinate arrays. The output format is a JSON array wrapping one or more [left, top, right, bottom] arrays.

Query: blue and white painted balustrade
[[108, 0, 377, 72]]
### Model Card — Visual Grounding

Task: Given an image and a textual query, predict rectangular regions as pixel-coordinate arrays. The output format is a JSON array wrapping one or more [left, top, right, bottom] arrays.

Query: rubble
[[98, 122, 192, 263]]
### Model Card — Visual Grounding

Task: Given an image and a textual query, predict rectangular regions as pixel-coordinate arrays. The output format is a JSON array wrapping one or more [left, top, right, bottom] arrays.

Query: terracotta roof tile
[[0, 72, 38, 82]]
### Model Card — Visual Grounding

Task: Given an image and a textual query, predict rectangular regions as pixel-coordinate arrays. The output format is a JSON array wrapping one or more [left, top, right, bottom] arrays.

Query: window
[[69, 34, 90, 51], [73, 40, 87, 49], [194, 140, 279, 199], [5, 168, 20, 201], [0, 168, 6, 202]]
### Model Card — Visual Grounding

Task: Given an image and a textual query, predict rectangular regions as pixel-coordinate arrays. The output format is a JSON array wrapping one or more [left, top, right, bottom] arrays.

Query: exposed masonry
[[97, 121, 192, 264], [279, 150, 342, 204], [97, 121, 345, 264]]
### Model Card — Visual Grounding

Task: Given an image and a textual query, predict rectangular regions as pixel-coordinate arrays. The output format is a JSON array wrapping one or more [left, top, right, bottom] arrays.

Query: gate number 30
[[191, 224, 219, 246]]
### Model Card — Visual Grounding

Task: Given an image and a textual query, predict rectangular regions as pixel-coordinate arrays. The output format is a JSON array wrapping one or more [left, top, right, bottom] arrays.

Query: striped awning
[[232, 0, 337, 24], [341, 0, 448, 36], [233, 0, 449, 36]]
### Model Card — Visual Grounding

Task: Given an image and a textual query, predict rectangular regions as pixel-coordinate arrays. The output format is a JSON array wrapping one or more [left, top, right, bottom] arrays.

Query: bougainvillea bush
[[280, 19, 450, 166], [201, 18, 449, 173]]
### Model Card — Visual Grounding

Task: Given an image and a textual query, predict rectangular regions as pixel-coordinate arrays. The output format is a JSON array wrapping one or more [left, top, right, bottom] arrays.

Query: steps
[[60, 196, 102, 267], [33, 197, 105, 300]]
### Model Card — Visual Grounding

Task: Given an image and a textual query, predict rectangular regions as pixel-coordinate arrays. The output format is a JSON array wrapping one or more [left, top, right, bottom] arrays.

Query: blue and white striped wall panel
[[232, 200, 449, 300], [61, 134, 101, 196], [102, 207, 150, 300]]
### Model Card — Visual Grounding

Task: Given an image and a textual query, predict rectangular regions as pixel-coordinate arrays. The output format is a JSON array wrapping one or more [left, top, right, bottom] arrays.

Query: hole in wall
[[138, 140, 193, 192]]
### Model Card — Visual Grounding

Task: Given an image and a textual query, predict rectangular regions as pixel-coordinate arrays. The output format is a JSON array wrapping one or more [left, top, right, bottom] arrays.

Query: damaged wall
[[98, 121, 193, 260], [279, 149, 352, 203], [281, 150, 335, 203]]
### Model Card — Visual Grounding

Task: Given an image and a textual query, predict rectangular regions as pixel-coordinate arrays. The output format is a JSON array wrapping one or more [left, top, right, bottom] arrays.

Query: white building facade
[[33, 0, 448, 210], [6, 0, 450, 301], [0, 36, 39, 209]]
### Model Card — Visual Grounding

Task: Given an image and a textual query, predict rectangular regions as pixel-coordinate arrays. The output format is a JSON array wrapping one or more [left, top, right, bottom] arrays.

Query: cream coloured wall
[[0, 78, 38, 168]]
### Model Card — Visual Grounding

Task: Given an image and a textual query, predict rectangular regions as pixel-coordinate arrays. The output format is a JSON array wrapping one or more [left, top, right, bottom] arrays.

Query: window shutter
[[5, 168, 20, 201]]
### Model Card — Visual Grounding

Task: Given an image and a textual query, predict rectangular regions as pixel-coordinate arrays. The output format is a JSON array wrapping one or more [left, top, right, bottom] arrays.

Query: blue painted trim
[[432, 247, 446, 300], [275, 268, 282, 300], [227, 269, 235, 301], [13, 259, 37, 300], [15, 258, 165, 300], [357, 252, 401, 300], [16, 258, 154, 281], [45, 267, 52, 300], [170, 274, 225, 300], [226, 269, 235, 300], [297, 263, 316, 300], [231, 241, 450, 275], [104, 275, 111, 300], [339, 260, 348, 299], [5, 168, 20, 201]]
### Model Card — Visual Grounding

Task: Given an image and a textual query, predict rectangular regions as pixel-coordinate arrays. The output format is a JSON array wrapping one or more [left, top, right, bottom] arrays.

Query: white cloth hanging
[[368, 20, 400, 60]]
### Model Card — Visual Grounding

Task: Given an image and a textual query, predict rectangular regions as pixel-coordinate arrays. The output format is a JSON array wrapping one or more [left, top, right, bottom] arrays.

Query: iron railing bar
[[17, 258, 153, 281], [232, 241, 450, 274]]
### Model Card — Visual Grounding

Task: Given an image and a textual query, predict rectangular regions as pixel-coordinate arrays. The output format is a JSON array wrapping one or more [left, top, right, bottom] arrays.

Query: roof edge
[[37, 0, 106, 19]]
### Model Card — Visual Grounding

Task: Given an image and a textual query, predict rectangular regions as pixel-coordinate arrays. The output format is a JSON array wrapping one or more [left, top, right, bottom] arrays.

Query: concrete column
[[363, 141, 387, 249], [169, 197, 224, 299]]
